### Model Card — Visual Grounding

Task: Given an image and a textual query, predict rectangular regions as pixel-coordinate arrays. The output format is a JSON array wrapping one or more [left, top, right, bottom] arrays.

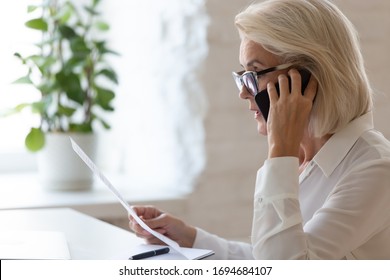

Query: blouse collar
[[312, 112, 374, 177]]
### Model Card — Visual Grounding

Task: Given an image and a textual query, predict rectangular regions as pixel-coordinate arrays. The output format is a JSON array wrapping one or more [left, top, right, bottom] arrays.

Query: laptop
[[0, 230, 71, 260]]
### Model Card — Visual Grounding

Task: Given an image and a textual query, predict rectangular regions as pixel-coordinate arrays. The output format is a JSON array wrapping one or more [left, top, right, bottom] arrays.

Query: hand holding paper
[[129, 205, 197, 249], [69, 138, 185, 257]]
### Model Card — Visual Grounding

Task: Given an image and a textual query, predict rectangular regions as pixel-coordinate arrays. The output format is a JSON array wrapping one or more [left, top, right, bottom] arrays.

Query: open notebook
[[0, 231, 71, 260], [117, 244, 214, 260]]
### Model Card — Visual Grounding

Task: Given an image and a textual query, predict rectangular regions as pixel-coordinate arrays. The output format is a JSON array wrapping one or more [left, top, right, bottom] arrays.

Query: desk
[[0, 208, 142, 259]]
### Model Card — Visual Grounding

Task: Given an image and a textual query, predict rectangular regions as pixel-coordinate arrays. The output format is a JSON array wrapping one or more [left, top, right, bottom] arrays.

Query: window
[[0, 0, 209, 194], [0, 0, 40, 172]]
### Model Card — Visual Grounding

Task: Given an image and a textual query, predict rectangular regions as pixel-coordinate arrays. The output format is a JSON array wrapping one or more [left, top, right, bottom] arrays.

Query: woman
[[129, 0, 390, 259]]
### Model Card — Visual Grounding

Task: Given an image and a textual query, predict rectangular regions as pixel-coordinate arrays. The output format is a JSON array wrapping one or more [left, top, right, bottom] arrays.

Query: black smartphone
[[255, 69, 311, 121]]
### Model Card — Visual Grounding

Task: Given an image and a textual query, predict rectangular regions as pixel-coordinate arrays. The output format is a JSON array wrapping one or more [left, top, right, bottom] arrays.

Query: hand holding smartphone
[[255, 69, 311, 121]]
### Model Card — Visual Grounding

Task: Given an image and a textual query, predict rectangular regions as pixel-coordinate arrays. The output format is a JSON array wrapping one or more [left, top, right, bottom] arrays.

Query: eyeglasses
[[232, 63, 294, 96]]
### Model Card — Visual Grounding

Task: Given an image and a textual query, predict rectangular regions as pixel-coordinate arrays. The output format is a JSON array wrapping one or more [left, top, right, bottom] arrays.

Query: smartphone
[[255, 69, 311, 121]]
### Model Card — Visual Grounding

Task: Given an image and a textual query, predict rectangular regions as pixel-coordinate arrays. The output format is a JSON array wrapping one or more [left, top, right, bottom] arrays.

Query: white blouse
[[193, 112, 390, 259]]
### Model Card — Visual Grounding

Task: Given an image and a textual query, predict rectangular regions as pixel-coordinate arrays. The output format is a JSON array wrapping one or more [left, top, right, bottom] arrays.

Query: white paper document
[[70, 138, 213, 260]]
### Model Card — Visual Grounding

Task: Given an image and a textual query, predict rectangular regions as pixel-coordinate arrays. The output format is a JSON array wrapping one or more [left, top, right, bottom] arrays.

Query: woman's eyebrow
[[241, 59, 265, 69]]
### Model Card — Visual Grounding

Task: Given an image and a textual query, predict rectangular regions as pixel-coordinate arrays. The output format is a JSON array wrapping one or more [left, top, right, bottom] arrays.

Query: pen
[[129, 247, 170, 260]]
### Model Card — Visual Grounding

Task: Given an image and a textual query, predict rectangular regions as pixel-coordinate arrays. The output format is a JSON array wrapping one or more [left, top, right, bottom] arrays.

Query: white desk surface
[[0, 208, 142, 260]]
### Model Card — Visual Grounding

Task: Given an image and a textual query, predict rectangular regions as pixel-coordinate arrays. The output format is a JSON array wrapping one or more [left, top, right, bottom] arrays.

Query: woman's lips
[[250, 105, 263, 120]]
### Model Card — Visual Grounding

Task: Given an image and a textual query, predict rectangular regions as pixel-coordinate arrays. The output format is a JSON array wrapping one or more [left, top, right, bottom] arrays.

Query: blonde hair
[[235, 0, 372, 137]]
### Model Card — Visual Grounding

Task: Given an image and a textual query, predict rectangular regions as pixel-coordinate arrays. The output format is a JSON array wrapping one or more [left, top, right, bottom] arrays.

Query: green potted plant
[[12, 0, 118, 190]]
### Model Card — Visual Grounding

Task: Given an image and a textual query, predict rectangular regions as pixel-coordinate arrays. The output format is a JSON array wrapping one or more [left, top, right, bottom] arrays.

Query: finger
[[144, 213, 170, 230], [134, 230, 151, 239], [135, 227, 167, 237], [130, 205, 162, 220], [277, 74, 289, 99], [303, 75, 318, 102], [135, 232, 162, 245], [131, 220, 168, 243], [130, 212, 170, 233], [131, 205, 153, 217], [267, 82, 278, 104], [130, 219, 168, 238], [129, 206, 146, 219], [129, 219, 151, 235], [288, 69, 302, 96], [144, 236, 166, 245]]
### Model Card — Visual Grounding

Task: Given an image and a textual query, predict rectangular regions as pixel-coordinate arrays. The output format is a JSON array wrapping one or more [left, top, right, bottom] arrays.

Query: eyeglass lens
[[241, 73, 258, 96]]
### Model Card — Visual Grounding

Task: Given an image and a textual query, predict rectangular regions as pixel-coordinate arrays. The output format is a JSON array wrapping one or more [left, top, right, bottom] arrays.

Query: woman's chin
[[257, 121, 267, 136], [255, 113, 267, 135]]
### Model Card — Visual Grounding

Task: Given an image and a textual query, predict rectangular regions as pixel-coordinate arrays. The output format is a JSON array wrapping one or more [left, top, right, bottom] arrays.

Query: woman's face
[[238, 38, 287, 135]]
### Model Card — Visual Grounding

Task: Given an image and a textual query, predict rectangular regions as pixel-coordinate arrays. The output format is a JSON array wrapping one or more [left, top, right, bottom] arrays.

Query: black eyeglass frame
[[232, 63, 294, 96]]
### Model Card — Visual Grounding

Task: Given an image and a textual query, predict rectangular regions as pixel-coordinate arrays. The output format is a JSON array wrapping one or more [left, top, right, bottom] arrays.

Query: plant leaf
[[31, 96, 52, 114], [59, 25, 77, 39], [100, 119, 111, 129], [63, 56, 86, 72], [25, 127, 45, 152], [14, 52, 22, 59], [12, 76, 33, 84], [95, 87, 115, 111], [95, 21, 109, 31], [92, 0, 102, 8], [69, 123, 93, 133], [37, 81, 57, 96], [94, 41, 120, 56], [58, 105, 76, 117], [25, 18, 48, 31], [0, 103, 31, 117], [84, 6, 100, 16], [96, 68, 118, 84], [56, 71, 84, 104], [70, 37, 91, 59], [27, 5, 39, 13], [59, 8, 72, 24], [94, 115, 111, 129]]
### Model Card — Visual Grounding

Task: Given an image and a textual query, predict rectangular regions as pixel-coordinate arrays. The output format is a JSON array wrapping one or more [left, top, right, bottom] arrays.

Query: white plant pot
[[37, 133, 98, 191]]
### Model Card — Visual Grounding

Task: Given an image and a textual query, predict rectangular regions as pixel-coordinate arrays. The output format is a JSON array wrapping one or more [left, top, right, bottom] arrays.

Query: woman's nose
[[239, 86, 253, 100]]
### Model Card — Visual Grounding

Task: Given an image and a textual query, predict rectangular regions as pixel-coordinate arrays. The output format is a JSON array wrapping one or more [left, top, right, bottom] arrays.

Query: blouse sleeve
[[252, 157, 390, 259], [193, 228, 254, 259]]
